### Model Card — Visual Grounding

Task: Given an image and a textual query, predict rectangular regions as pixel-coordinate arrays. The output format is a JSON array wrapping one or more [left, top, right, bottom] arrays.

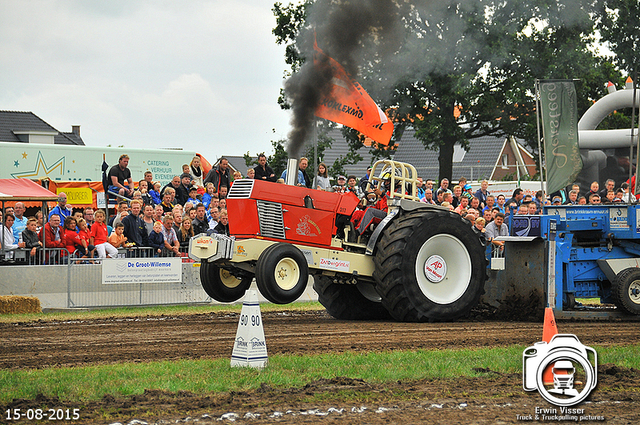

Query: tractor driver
[[353, 173, 396, 235]]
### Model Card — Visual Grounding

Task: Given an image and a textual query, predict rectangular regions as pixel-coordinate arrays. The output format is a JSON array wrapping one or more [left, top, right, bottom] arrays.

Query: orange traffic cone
[[542, 307, 559, 385], [542, 307, 558, 343]]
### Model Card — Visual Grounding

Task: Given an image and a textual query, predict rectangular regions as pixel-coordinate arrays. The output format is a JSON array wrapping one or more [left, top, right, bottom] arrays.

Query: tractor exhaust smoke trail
[[283, 0, 403, 159]]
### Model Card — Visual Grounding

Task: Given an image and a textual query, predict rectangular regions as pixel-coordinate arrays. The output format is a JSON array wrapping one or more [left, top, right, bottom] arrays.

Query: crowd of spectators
[[2, 150, 636, 264], [409, 176, 635, 255], [0, 154, 238, 262]]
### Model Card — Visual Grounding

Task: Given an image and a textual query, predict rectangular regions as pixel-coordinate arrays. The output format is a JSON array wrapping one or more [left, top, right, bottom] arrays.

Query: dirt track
[[1, 310, 639, 424], [3, 310, 640, 370]]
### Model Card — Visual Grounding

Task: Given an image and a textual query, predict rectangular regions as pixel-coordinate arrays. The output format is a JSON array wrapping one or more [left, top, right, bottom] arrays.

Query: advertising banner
[[539, 80, 583, 194], [102, 258, 182, 284]]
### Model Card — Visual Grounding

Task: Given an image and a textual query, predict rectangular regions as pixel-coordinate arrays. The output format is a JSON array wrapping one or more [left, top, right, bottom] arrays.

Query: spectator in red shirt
[[63, 216, 82, 255], [39, 214, 65, 249], [90, 210, 118, 259]]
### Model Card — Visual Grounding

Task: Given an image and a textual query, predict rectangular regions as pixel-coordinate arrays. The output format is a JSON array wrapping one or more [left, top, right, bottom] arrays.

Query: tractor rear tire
[[314, 275, 392, 320], [612, 267, 640, 315], [373, 208, 486, 322], [255, 243, 309, 304], [200, 261, 252, 303]]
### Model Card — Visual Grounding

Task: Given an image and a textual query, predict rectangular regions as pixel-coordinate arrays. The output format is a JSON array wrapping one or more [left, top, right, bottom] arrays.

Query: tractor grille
[[227, 179, 254, 199], [257, 200, 286, 239]]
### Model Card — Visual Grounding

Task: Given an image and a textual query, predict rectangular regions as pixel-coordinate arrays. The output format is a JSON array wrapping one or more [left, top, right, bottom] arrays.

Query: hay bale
[[0, 296, 42, 314]]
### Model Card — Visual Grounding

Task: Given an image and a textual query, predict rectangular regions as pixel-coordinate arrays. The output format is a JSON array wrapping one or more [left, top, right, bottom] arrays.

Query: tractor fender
[[365, 209, 398, 256], [365, 201, 449, 255]]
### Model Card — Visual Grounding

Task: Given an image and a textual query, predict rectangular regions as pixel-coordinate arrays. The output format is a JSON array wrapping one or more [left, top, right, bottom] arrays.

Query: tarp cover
[[0, 179, 58, 201]]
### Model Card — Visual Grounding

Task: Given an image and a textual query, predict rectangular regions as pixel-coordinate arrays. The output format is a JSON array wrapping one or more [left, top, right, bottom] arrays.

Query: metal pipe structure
[[577, 82, 640, 149], [535, 80, 546, 194], [285, 158, 298, 186]]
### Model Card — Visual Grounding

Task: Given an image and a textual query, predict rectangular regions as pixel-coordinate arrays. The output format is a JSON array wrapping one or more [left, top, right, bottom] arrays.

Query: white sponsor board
[[299, 248, 315, 266], [231, 289, 268, 369], [468, 181, 546, 200], [609, 207, 628, 229], [102, 258, 182, 284], [319, 258, 350, 272]]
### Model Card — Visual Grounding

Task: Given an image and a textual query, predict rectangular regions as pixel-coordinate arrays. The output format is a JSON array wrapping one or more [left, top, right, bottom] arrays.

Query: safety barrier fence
[[0, 246, 195, 265], [0, 247, 209, 308]]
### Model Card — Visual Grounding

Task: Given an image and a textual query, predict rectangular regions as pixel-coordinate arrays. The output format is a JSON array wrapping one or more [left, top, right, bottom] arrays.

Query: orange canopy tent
[[0, 179, 58, 208]]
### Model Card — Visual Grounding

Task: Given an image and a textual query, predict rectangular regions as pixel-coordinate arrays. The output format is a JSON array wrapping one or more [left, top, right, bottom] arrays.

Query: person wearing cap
[[333, 175, 348, 193], [588, 193, 601, 204], [552, 196, 562, 205], [185, 186, 200, 208], [354, 173, 392, 235], [174, 172, 192, 206]]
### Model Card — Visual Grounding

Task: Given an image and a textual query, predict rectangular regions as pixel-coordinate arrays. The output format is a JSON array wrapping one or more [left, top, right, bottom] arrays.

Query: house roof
[[0, 111, 84, 145], [212, 155, 254, 176], [315, 127, 514, 181], [393, 130, 512, 181], [317, 128, 382, 179]]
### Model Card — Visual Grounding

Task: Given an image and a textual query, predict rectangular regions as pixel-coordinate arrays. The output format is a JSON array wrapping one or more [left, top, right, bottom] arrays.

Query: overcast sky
[[0, 0, 291, 164]]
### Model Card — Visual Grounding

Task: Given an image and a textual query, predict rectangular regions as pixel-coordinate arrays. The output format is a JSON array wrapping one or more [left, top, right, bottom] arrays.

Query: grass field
[[1, 344, 638, 404], [1, 303, 639, 405]]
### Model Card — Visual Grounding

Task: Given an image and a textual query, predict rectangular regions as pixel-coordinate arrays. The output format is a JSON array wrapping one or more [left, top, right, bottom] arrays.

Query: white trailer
[[0, 141, 199, 186]]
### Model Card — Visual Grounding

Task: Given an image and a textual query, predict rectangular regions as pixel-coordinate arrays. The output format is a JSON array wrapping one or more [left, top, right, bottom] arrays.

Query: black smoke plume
[[283, 0, 403, 159]]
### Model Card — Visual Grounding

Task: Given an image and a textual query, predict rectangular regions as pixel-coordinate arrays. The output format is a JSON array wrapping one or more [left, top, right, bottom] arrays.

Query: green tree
[[595, 0, 640, 75], [299, 121, 334, 176], [267, 139, 289, 177], [593, 0, 639, 138], [273, 1, 619, 180]]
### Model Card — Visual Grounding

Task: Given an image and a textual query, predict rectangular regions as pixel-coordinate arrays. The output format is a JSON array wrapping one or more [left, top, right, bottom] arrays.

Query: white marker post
[[230, 288, 268, 368]]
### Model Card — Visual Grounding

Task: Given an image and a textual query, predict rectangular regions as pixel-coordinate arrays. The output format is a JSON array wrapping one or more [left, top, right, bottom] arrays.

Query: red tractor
[[189, 160, 486, 322]]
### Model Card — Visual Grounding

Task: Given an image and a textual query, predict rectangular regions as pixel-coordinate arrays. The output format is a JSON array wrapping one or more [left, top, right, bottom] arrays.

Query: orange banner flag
[[313, 42, 393, 146]]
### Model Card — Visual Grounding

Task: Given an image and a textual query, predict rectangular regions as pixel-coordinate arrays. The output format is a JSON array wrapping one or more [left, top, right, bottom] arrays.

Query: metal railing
[[1, 247, 72, 266], [1, 246, 194, 265], [66, 253, 207, 308]]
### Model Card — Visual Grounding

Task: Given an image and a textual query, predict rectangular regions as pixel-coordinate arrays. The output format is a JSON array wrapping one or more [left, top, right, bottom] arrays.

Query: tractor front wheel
[[255, 243, 309, 304], [200, 261, 252, 303]]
